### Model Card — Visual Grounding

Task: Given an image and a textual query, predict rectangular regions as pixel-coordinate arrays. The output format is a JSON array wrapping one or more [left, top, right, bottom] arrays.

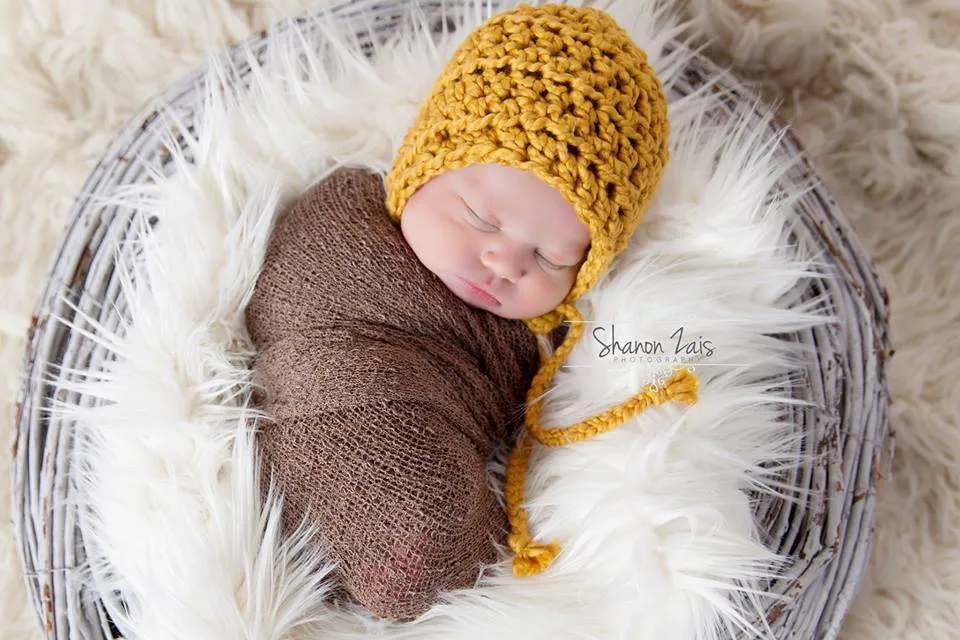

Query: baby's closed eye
[[459, 198, 578, 272]]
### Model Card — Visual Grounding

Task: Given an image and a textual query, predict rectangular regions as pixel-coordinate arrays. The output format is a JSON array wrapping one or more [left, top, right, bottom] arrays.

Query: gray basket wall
[[11, 1, 894, 638]]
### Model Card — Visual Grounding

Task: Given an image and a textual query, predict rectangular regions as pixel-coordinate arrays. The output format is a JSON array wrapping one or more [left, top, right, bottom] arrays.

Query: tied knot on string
[[508, 532, 561, 577], [663, 367, 699, 404]]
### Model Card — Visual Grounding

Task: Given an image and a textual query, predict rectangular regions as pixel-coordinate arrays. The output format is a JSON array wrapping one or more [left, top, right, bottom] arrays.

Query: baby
[[246, 2, 683, 622], [398, 162, 590, 320]]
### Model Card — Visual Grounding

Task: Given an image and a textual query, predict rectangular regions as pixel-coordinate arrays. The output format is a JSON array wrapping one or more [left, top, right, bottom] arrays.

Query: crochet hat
[[385, 3, 698, 577]]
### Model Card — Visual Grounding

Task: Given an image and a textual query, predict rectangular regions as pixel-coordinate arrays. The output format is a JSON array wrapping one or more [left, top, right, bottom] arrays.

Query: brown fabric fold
[[244, 166, 542, 620]]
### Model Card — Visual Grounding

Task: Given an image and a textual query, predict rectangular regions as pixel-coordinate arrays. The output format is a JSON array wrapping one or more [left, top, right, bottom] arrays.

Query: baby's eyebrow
[[541, 245, 586, 265], [461, 197, 497, 223], [528, 230, 587, 264], [556, 239, 590, 257]]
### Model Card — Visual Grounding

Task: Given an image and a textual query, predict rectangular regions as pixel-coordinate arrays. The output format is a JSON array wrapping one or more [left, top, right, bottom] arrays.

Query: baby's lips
[[463, 277, 502, 305]]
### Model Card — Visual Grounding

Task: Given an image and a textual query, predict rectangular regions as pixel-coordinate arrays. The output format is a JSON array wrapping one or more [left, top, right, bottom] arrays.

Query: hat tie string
[[505, 302, 700, 576]]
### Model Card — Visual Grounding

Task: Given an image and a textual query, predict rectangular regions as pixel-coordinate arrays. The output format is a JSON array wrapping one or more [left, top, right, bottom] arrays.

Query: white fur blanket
[[32, 0, 828, 637], [1, 1, 957, 640]]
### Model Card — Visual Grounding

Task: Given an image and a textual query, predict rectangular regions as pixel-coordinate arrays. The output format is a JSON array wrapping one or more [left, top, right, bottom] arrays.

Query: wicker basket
[[11, 0, 894, 637]]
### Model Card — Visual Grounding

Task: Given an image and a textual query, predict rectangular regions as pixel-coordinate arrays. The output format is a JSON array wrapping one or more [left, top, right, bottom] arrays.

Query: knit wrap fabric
[[244, 167, 541, 619], [385, 2, 670, 333]]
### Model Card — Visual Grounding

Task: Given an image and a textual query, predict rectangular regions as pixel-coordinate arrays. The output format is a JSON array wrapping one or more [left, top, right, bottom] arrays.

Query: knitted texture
[[384, 3, 690, 577], [385, 2, 670, 333], [245, 167, 542, 620]]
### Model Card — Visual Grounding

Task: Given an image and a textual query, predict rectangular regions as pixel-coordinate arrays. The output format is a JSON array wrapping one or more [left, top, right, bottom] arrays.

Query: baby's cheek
[[554, 274, 576, 304], [402, 209, 451, 273], [427, 218, 468, 269], [515, 275, 568, 318], [562, 269, 579, 297]]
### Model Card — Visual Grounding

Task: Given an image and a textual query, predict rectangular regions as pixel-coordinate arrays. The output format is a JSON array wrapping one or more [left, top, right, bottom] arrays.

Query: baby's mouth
[[456, 276, 501, 306]]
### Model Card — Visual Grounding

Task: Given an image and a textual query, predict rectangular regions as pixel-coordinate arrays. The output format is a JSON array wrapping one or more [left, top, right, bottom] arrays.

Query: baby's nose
[[482, 248, 526, 283]]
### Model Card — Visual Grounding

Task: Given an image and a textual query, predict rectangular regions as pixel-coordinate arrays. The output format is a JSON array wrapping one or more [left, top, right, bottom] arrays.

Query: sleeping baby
[[244, 2, 695, 621]]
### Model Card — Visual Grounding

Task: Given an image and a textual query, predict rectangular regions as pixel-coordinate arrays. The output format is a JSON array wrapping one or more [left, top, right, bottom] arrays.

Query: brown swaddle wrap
[[244, 166, 542, 620]]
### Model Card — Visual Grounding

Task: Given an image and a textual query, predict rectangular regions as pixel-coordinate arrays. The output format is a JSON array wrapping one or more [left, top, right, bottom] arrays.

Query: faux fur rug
[[0, 2, 956, 640], [30, 0, 830, 636]]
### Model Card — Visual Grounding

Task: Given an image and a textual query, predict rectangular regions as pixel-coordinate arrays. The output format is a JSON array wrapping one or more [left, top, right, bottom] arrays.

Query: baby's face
[[400, 163, 590, 320]]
